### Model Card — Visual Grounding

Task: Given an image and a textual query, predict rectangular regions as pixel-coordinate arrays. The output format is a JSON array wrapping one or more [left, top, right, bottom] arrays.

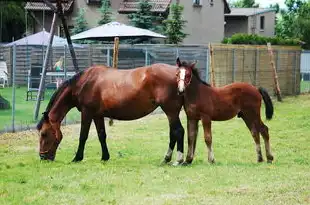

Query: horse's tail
[[258, 87, 274, 120]]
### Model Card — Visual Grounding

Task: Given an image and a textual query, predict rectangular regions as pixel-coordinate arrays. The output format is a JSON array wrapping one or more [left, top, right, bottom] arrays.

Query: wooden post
[[209, 43, 216, 87], [112, 37, 119, 68], [34, 12, 57, 121], [267, 42, 282, 102], [55, 0, 79, 72], [108, 37, 120, 126]]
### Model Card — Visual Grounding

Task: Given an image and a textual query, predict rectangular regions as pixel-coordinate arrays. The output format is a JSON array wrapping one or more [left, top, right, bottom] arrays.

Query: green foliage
[[0, 1, 26, 42], [222, 33, 300, 46], [98, 0, 113, 25], [276, 0, 310, 49], [163, 3, 188, 44], [269, 3, 280, 13], [230, 0, 259, 8], [71, 8, 88, 35], [128, 0, 163, 33]]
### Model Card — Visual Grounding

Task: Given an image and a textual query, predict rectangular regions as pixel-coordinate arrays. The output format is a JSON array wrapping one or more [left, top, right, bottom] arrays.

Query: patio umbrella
[[71, 21, 166, 41], [5, 30, 84, 48]]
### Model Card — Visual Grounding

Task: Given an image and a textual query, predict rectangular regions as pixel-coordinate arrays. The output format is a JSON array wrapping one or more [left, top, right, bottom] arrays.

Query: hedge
[[222, 33, 300, 46]]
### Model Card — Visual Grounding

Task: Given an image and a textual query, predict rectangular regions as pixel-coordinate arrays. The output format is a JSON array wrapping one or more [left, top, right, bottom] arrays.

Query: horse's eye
[[41, 133, 47, 138]]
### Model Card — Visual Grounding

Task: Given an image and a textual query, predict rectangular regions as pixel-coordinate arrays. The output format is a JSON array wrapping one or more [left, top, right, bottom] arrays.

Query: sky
[[230, 0, 286, 8]]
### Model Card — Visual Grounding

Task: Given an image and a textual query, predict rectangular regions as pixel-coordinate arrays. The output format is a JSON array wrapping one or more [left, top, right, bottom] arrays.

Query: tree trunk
[[0, 95, 10, 110]]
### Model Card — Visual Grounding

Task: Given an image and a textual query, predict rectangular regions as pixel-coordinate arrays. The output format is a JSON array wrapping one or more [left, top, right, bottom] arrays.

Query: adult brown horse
[[37, 64, 185, 165], [175, 57, 274, 165]]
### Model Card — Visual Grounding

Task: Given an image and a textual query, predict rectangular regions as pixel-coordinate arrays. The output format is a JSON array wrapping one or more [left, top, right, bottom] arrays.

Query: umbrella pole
[[108, 37, 120, 126], [34, 12, 57, 121], [56, 0, 79, 72]]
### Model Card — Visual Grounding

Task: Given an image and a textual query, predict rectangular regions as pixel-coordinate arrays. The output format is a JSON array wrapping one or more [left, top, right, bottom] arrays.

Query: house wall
[[172, 0, 226, 44], [224, 16, 248, 37], [248, 11, 275, 37]]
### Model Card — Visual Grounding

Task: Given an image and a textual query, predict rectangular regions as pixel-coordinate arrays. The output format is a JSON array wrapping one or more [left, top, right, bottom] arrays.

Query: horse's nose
[[177, 91, 184, 96], [40, 153, 48, 160]]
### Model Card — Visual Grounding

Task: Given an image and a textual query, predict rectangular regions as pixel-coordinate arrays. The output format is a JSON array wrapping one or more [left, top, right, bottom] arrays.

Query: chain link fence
[[0, 44, 302, 133]]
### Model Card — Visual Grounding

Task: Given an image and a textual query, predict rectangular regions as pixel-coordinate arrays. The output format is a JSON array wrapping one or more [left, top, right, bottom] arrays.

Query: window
[[86, 0, 101, 5], [260, 16, 265, 30], [193, 0, 202, 6]]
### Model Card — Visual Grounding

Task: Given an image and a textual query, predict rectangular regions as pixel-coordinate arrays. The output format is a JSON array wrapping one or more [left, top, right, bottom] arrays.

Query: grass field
[[0, 87, 80, 131], [0, 94, 310, 204]]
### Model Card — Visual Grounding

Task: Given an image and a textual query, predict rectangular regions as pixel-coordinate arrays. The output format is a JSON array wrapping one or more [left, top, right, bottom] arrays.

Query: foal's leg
[[183, 119, 199, 165], [72, 112, 92, 162], [202, 118, 215, 164], [260, 122, 274, 163], [94, 117, 110, 161], [242, 114, 263, 162]]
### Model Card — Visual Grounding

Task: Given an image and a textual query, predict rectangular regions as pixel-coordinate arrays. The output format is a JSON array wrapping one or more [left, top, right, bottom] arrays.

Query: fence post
[[107, 48, 110, 67], [88, 45, 92, 67], [294, 51, 298, 95], [232, 48, 235, 82], [255, 48, 259, 86], [176, 47, 179, 58], [145, 47, 149, 66], [63, 45, 67, 125], [11, 44, 16, 133], [205, 47, 209, 83]]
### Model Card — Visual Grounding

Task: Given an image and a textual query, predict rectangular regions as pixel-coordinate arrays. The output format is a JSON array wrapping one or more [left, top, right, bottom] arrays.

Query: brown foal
[[175, 57, 274, 165]]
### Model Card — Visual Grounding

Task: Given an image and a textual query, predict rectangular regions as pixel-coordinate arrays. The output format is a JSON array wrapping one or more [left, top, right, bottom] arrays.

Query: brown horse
[[37, 64, 185, 165], [175, 57, 274, 165]]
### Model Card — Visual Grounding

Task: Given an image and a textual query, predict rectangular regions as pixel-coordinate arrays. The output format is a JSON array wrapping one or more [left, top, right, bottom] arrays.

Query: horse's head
[[176, 57, 197, 95], [37, 111, 62, 161]]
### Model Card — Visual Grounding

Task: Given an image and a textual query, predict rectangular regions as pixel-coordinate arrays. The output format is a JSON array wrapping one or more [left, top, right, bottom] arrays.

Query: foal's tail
[[258, 87, 274, 120]]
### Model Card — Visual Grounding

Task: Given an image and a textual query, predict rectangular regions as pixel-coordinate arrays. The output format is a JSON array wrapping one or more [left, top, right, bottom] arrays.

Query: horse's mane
[[36, 71, 85, 130], [180, 61, 211, 87]]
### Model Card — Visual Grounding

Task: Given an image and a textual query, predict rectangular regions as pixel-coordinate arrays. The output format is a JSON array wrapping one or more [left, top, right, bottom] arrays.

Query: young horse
[[37, 64, 185, 165], [175, 58, 274, 165]]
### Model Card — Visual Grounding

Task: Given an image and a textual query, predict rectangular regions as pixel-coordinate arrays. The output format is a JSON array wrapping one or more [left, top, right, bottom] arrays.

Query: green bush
[[222, 34, 300, 46]]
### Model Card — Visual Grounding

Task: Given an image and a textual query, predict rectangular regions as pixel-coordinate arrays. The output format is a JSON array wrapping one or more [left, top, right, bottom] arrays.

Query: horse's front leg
[[94, 117, 110, 161], [172, 118, 185, 166], [72, 111, 92, 162], [183, 119, 199, 166]]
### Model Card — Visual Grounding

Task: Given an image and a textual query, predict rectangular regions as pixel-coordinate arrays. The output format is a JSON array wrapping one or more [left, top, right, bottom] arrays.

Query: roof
[[25, 0, 74, 12], [225, 8, 276, 17], [118, 0, 171, 13]]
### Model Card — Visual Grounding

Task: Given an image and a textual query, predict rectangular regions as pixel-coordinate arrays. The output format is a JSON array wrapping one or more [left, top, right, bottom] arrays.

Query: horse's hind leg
[[94, 117, 110, 161], [202, 118, 215, 164], [241, 114, 263, 162], [72, 111, 92, 162], [260, 122, 274, 163]]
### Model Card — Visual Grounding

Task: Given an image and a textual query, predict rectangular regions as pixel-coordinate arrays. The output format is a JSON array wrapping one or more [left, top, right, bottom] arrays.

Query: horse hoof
[[181, 161, 192, 166], [172, 161, 184, 167], [72, 156, 83, 162], [209, 159, 215, 164], [267, 160, 273, 164], [101, 155, 110, 161]]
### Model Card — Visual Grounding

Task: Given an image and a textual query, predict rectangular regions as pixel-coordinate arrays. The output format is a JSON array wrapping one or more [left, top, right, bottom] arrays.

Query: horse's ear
[[190, 60, 198, 70], [176, 57, 181, 67], [42, 112, 49, 121]]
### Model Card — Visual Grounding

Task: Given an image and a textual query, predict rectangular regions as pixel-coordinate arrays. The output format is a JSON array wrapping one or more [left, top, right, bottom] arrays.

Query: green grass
[[301, 80, 310, 93], [0, 94, 310, 204], [0, 87, 80, 131]]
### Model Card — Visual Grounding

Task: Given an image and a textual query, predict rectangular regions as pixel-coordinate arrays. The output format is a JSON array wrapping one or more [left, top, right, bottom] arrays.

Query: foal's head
[[175, 57, 197, 95], [37, 112, 62, 161]]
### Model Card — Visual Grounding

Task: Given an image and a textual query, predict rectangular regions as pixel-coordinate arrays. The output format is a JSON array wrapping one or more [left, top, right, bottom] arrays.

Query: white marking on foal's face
[[178, 68, 186, 93]]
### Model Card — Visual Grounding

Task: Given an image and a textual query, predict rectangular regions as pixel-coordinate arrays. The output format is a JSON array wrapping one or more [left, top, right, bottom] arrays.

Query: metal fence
[[300, 50, 310, 93], [0, 44, 303, 133]]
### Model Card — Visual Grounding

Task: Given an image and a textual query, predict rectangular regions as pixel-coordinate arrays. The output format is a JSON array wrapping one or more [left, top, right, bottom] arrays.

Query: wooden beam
[[55, 0, 79, 72], [267, 42, 282, 102], [209, 43, 216, 87]]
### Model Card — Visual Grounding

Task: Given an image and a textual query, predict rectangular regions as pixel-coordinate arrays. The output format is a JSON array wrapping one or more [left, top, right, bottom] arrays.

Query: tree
[[275, 0, 310, 48], [0, 1, 26, 42], [269, 3, 280, 14], [163, 3, 187, 44], [98, 0, 113, 25], [230, 0, 259, 8], [128, 0, 163, 32], [71, 8, 88, 35]]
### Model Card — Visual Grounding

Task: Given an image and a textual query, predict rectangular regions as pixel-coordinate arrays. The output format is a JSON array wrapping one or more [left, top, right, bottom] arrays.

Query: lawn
[[0, 94, 310, 205], [0, 87, 80, 131]]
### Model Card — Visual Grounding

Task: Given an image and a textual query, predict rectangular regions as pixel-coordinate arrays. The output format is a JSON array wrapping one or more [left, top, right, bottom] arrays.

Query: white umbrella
[[71, 21, 166, 41]]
